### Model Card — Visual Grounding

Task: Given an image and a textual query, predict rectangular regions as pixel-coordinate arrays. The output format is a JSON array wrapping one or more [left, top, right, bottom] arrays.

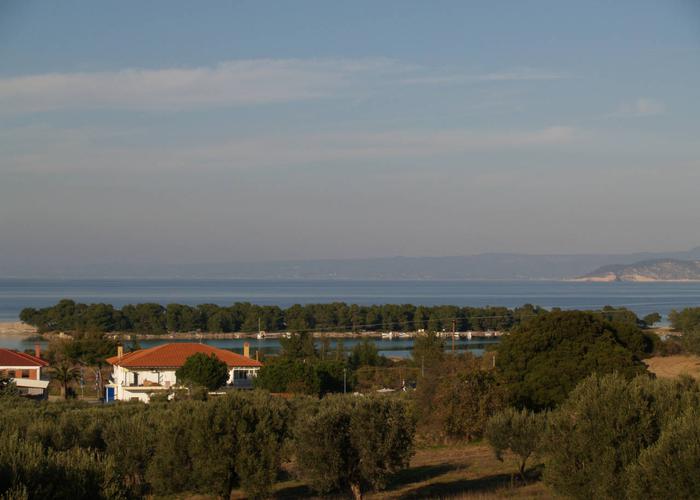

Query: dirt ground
[[231, 443, 552, 499], [644, 355, 700, 379]]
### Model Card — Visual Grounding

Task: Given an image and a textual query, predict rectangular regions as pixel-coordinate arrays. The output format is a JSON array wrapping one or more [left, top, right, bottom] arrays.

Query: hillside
[[574, 259, 700, 282]]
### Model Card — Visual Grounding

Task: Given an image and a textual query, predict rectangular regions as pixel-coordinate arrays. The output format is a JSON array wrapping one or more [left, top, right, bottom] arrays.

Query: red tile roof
[[106, 343, 263, 369], [0, 349, 49, 367]]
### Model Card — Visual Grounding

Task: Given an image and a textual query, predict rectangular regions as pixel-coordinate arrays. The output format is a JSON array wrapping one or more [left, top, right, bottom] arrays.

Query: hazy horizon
[[2, 1, 699, 273]]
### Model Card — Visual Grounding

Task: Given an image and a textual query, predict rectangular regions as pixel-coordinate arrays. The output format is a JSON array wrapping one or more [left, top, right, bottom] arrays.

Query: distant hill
[[574, 259, 700, 282], [5, 247, 700, 280]]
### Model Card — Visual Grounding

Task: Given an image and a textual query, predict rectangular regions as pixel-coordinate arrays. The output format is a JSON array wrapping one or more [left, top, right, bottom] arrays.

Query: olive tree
[[485, 407, 546, 480], [295, 395, 414, 500], [542, 373, 694, 499], [626, 408, 700, 499], [146, 392, 289, 500]]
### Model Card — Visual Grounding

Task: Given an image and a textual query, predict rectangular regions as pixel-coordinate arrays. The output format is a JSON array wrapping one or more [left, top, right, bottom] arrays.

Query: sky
[[1, 0, 700, 272]]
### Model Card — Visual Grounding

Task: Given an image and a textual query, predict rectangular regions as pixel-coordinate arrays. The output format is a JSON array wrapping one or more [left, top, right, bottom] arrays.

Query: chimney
[[34, 343, 41, 359], [117, 344, 124, 359], [243, 342, 250, 358], [255, 349, 259, 361]]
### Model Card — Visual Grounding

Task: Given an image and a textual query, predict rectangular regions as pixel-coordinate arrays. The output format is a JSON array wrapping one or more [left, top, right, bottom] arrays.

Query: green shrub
[[626, 408, 700, 499], [175, 352, 229, 390], [486, 407, 547, 480], [542, 373, 700, 499], [294, 395, 414, 500]]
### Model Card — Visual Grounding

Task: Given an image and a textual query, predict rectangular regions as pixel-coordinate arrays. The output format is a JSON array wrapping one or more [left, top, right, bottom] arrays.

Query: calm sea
[[2, 278, 699, 355]]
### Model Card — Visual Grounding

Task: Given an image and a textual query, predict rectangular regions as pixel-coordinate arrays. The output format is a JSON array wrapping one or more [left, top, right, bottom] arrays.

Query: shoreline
[[0, 322, 502, 341], [0, 322, 38, 336]]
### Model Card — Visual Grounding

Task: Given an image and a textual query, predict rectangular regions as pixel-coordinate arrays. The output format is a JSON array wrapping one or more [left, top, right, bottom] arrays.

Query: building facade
[[0, 347, 50, 398], [105, 342, 262, 402]]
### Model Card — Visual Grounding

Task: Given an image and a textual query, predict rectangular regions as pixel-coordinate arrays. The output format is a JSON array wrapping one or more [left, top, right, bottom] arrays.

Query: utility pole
[[343, 368, 347, 394], [452, 319, 456, 353]]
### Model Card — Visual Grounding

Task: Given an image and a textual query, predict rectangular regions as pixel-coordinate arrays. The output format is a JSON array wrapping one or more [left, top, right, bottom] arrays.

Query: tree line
[[21, 299, 654, 335], [20, 300, 549, 334]]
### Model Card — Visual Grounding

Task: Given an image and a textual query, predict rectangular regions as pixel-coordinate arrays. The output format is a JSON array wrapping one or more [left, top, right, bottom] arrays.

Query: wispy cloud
[[2, 125, 577, 173], [616, 97, 666, 117], [0, 58, 410, 114], [399, 68, 569, 86], [0, 59, 567, 114]]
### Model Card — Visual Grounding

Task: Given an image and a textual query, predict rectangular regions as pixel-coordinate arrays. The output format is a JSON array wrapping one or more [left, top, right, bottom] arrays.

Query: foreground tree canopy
[[496, 310, 651, 410], [0, 391, 414, 500], [543, 373, 700, 500], [294, 395, 415, 500]]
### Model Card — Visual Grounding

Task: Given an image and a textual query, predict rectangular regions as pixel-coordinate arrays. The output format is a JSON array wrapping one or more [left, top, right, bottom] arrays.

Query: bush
[[0, 433, 122, 500], [175, 352, 229, 390], [414, 354, 504, 442], [146, 392, 289, 499], [255, 357, 346, 396], [681, 328, 700, 355], [626, 408, 700, 499], [542, 373, 700, 499], [294, 395, 414, 500], [669, 307, 700, 333]]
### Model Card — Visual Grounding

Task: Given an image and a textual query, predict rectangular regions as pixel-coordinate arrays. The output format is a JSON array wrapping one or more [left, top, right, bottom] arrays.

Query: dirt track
[[644, 355, 700, 379]]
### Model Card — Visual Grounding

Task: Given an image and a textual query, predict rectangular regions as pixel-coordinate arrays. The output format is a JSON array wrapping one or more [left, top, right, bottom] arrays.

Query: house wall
[[110, 364, 260, 402], [0, 366, 41, 380]]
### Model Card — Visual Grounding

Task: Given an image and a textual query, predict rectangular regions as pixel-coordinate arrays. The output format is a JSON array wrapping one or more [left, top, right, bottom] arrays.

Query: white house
[[105, 342, 263, 402], [0, 347, 50, 398]]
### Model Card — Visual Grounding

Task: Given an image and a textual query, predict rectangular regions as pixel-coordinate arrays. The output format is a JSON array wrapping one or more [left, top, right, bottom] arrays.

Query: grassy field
[[644, 354, 700, 379], [231, 442, 552, 499]]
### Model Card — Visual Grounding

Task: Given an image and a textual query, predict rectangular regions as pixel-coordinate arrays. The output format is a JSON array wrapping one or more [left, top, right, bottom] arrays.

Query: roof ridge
[[0, 348, 48, 366], [108, 342, 262, 368]]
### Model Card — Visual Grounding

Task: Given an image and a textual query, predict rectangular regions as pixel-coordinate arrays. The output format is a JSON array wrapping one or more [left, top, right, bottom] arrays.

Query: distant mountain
[[6, 247, 700, 280], [574, 258, 700, 282]]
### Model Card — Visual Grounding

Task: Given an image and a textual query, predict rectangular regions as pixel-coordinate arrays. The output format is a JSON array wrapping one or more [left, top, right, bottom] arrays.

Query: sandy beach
[[0, 321, 38, 336]]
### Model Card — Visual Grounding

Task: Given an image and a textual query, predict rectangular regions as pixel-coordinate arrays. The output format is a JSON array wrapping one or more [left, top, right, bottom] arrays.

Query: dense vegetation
[[175, 353, 230, 390], [0, 391, 413, 500], [483, 373, 700, 499], [543, 373, 700, 499], [668, 307, 700, 354], [8, 306, 696, 498], [295, 395, 414, 499], [20, 300, 549, 333], [495, 310, 652, 410], [669, 306, 700, 333]]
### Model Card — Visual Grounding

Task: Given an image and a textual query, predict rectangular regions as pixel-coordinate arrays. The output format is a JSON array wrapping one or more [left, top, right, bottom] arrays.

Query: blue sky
[[1, 1, 699, 272]]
